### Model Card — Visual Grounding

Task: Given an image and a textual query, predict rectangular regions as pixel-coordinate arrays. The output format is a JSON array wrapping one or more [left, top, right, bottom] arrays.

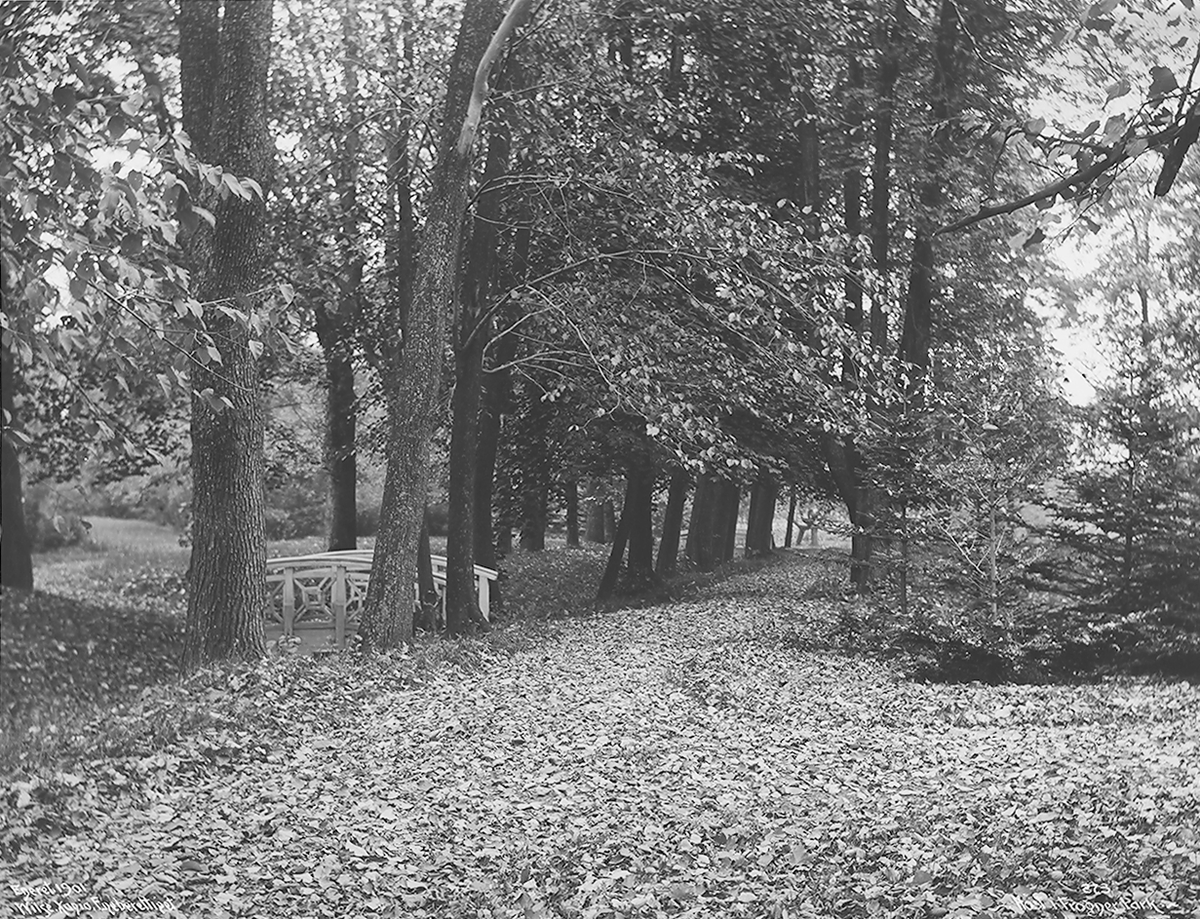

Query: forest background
[[1, 0, 1199, 674]]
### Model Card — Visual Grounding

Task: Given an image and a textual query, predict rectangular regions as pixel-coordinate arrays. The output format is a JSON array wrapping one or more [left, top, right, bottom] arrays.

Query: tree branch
[[456, 0, 533, 156], [937, 114, 1198, 235]]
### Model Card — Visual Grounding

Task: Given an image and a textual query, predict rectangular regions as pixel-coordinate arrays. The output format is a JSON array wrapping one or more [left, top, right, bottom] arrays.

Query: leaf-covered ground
[[2, 556, 1197, 919]]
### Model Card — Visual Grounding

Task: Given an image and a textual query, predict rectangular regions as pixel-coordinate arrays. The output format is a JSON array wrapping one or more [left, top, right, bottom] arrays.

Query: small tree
[[1047, 362, 1200, 619]]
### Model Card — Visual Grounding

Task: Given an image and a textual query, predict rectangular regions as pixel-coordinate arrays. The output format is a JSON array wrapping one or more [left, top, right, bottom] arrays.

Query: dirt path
[[4, 559, 1198, 918]]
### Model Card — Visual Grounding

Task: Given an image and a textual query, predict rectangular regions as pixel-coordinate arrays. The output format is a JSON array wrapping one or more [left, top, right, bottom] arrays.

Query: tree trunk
[[496, 524, 513, 556], [474, 379, 502, 566], [415, 506, 439, 630], [519, 466, 547, 550], [745, 475, 778, 557], [686, 475, 740, 570], [784, 482, 798, 548], [596, 475, 636, 601], [314, 0, 361, 552], [1, 338, 32, 589], [445, 75, 515, 634], [899, 0, 958, 379], [360, 0, 530, 650], [719, 481, 741, 563], [564, 480, 580, 546], [625, 467, 655, 586], [378, 0, 416, 363], [585, 501, 605, 542], [871, 0, 904, 351], [180, 0, 273, 670], [685, 473, 716, 570], [474, 220, 523, 574], [655, 469, 688, 575]]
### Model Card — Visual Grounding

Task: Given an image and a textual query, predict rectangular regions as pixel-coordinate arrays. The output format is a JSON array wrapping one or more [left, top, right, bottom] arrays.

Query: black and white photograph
[[1, 0, 1198, 915]]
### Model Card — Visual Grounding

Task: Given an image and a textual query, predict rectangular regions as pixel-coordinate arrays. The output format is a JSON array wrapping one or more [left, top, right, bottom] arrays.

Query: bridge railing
[[265, 550, 497, 649]]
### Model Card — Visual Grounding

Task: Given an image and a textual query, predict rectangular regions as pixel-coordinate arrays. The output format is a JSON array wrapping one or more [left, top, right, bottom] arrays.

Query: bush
[[356, 505, 380, 537], [884, 589, 1200, 684], [24, 484, 91, 552], [261, 477, 326, 540], [426, 502, 449, 536]]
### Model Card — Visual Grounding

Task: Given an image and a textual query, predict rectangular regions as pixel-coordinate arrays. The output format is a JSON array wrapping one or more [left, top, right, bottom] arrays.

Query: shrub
[[24, 484, 91, 552], [426, 502, 450, 536], [356, 504, 380, 537], [263, 482, 325, 540]]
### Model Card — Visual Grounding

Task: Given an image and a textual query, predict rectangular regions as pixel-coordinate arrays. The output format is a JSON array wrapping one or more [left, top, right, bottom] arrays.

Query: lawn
[[1, 526, 1197, 918]]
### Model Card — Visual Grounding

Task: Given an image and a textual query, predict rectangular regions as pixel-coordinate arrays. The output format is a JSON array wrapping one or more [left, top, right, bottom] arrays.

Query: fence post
[[333, 565, 347, 648], [282, 567, 295, 637]]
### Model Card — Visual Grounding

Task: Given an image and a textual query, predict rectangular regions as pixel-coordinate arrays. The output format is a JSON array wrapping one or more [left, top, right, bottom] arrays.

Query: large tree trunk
[[445, 90, 513, 634], [625, 467, 655, 586], [685, 473, 716, 570], [686, 475, 740, 570], [596, 472, 646, 601], [314, 0, 361, 552], [1, 339, 33, 590], [745, 474, 778, 557], [360, 0, 530, 649], [655, 469, 688, 575], [180, 0, 272, 669], [899, 0, 957, 378], [871, 0, 904, 351]]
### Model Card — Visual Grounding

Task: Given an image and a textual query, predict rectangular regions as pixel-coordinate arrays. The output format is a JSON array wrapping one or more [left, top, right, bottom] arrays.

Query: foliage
[[1033, 162, 1200, 627], [23, 482, 93, 552], [0, 1, 285, 450]]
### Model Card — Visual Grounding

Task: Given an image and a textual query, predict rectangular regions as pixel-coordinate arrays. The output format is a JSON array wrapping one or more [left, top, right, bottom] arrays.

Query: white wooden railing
[[265, 550, 497, 649]]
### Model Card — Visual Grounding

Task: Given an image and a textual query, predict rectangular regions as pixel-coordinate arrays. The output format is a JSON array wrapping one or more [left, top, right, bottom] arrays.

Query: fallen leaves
[[1, 556, 1198, 917]]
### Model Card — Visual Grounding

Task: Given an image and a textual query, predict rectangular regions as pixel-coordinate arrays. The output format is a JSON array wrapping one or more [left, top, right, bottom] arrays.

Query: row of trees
[[2, 0, 1197, 666]]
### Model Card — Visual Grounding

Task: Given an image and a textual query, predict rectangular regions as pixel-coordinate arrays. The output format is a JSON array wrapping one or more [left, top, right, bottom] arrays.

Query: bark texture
[[1, 339, 32, 589], [180, 0, 273, 669], [596, 467, 656, 601], [445, 86, 513, 634], [686, 475, 739, 571], [655, 469, 688, 575], [360, 0, 529, 649], [745, 474, 778, 556]]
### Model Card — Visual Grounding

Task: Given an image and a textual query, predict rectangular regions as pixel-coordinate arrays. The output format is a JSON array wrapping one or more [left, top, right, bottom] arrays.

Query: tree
[[941, 0, 1200, 233], [359, 0, 532, 650], [444, 81, 516, 634], [1, 338, 33, 589], [0, 0, 252, 589], [179, 0, 274, 668], [1040, 161, 1200, 623], [313, 0, 363, 551]]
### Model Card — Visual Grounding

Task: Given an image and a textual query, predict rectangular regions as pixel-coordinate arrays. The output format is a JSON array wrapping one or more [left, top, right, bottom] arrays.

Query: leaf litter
[[1, 558, 1197, 918]]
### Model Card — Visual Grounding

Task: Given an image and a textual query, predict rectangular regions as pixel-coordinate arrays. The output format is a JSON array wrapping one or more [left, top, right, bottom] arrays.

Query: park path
[[8, 555, 1199, 918]]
